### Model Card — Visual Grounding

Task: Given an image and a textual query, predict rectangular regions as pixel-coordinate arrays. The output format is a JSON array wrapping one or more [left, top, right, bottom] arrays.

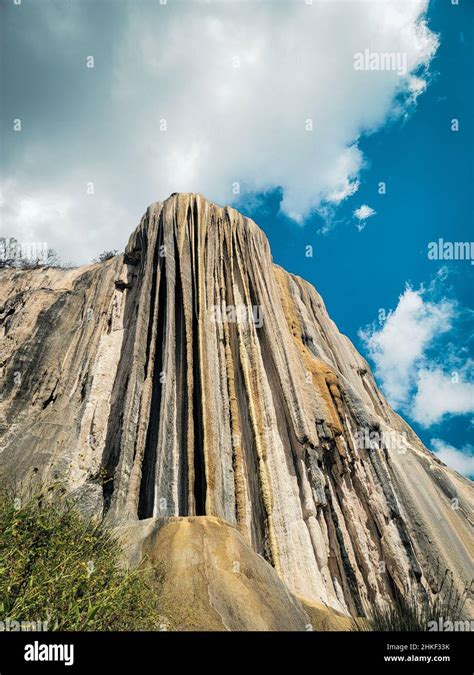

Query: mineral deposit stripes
[[0, 194, 472, 617]]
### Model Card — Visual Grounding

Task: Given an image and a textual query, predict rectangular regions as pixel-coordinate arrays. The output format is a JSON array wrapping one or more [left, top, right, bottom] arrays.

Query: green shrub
[[0, 489, 163, 631], [93, 250, 119, 263], [353, 569, 471, 632]]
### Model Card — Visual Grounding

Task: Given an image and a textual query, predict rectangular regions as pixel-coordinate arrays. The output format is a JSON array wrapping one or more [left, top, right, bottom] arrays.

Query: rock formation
[[0, 193, 472, 628]]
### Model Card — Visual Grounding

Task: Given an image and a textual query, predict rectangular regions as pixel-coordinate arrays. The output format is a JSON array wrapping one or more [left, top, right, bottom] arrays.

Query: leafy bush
[[0, 489, 164, 631], [93, 250, 119, 263]]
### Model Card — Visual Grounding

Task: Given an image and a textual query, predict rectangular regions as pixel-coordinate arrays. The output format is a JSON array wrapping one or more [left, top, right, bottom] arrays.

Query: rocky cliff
[[0, 193, 472, 627]]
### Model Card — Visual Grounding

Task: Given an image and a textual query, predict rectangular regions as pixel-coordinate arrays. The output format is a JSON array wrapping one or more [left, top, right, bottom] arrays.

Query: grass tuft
[[0, 488, 165, 631], [353, 568, 472, 632]]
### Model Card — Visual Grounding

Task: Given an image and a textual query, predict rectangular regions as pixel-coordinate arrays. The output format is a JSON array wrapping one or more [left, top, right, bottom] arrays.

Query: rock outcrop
[[118, 516, 318, 631], [0, 193, 472, 624]]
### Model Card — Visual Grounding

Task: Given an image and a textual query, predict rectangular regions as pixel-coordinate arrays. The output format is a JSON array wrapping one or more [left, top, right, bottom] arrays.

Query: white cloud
[[359, 286, 454, 408], [0, 179, 131, 265], [353, 204, 376, 230], [431, 439, 474, 477], [2, 0, 438, 263], [354, 205, 376, 221], [412, 368, 474, 427], [121, 0, 437, 221], [407, 75, 428, 103], [360, 284, 473, 427]]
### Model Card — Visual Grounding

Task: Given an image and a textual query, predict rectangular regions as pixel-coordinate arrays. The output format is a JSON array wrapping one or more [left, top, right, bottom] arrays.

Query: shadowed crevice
[[138, 260, 167, 520], [191, 204, 207, 515], [174, 231, 189, 516]]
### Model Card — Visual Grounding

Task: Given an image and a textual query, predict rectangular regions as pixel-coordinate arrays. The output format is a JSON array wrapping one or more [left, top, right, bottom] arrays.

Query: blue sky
[[1, 0, 473, 474], [232, 0, 473, 474]]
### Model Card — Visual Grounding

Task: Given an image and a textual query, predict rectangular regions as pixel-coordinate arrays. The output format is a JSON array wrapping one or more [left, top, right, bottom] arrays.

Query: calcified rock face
[[0, 193, 472, 618]]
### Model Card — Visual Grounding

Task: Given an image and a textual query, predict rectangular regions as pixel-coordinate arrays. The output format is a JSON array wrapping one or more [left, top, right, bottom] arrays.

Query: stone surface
[[118, 516, 314, 631], [0, 193, 472, 622]]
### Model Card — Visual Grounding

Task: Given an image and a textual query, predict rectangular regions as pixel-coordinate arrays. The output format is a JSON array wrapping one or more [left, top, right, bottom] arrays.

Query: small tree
[[93, 250, 119, 263], [0, 243, 62, 270], [17, 248, 61, 270]]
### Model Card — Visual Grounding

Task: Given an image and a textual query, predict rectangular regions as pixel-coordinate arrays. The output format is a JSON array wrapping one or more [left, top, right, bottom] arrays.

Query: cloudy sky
[[1, 0, 473, 474]]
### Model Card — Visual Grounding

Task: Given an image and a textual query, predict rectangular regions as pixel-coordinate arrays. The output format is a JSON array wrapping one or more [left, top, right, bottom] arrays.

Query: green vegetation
[[353, 570, 471, 631], [0, 489, 164, 631], [93, 250, 119, 263]]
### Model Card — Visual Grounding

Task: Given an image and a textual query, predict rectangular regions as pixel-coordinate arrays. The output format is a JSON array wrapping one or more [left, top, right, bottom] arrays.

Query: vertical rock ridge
[[0, 192, 472, 617]]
